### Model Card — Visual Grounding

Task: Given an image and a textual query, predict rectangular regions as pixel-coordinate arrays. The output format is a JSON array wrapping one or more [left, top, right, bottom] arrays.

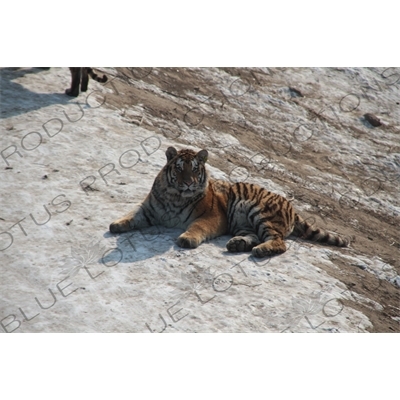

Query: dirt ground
[[102, 67, 399, 332]]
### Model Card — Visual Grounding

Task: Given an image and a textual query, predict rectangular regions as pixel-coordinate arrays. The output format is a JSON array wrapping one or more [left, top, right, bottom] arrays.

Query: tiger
[[109, 147, 349, 257], [65, 67, 108, 97]]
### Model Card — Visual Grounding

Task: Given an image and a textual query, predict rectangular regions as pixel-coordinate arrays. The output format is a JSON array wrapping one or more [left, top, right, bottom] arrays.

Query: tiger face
[[165, 147, 209, 197]]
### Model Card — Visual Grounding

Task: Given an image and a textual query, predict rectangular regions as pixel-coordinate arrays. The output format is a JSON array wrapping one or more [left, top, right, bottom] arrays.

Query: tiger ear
[[166, 147, 178, 162], [196, 149, 208, 163]]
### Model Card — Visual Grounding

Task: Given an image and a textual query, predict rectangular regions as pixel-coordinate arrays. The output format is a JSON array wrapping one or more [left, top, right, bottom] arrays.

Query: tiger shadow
[[102, 227, 292, 266], [102, 226, 191, 265], [103, 226, 243, 266]]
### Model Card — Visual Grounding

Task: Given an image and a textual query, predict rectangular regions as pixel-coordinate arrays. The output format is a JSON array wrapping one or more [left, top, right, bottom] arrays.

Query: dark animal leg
[[65, 68, 81, 97], [81, 68, 89, 92]]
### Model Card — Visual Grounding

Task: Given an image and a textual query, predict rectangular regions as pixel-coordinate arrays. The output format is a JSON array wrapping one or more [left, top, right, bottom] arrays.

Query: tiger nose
[[184, 179, 193, 186]]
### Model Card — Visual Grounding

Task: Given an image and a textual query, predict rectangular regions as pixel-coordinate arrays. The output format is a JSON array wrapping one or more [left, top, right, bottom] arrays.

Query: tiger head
[[165, 147, 209, 197]]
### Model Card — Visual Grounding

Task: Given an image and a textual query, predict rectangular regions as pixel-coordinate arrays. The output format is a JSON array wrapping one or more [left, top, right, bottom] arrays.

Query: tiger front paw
[[176, 234, 201, 249], [109, 219, 131, 233]]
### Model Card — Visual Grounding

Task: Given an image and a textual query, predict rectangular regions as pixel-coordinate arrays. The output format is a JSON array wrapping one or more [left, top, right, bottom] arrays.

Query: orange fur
[[110, 147, 349, 257]]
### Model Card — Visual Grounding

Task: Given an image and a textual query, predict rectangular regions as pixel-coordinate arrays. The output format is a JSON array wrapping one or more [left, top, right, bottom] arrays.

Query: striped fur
[[293, 214, 349, 247], [110, 147, 349, 257]]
